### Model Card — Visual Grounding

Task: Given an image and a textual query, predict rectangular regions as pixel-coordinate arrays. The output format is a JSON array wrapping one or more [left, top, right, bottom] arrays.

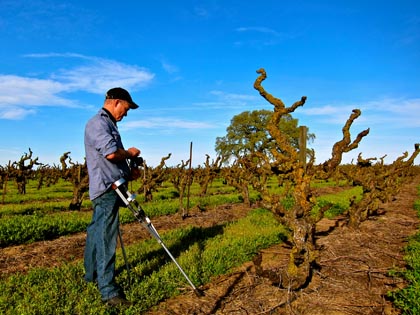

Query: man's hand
[[106, 147, 141, 162], [126, 147, 141, 158]]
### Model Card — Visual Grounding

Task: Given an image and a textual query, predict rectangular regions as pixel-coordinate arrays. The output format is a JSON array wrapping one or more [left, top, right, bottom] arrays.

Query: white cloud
[[194, 6, 209, 17], [300, 104, 354, 116], [210, 90, 258, 101], [24, 53, 155, 93], [299, 97, 420, 128], [234, 26, 295, 46], [364, 97, 420, 113], [0, 107, 36, 120], [0, 54, 155, 120], [299, 104, 362, 125], [0, 75, 69, 106], [235, 26, 281, 37], [51, 58, 155, 94], [121, 117, 214, 131], [160, 58, 179, 74], [24, 52, 90, 59]]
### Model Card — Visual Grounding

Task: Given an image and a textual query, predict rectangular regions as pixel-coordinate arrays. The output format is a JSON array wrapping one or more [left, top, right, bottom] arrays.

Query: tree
[[215, 109, 314, 163]]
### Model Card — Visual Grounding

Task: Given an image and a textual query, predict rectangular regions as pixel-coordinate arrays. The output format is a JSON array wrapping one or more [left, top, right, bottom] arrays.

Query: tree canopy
[[215, 109, 315, 163]]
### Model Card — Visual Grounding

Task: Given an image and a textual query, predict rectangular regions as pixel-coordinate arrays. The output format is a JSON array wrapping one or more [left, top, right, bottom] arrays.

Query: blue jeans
[[84, 189, 121, 300]]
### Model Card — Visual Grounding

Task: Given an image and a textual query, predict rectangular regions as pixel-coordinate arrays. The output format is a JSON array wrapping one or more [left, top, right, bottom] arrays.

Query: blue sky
[[0, 0, 419, 167]]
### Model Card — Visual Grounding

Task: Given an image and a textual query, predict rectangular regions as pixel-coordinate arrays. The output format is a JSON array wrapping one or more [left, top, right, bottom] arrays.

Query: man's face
[[114, 100, 131, 121]]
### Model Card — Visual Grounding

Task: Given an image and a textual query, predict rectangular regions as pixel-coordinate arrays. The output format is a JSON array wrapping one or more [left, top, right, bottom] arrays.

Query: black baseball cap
[[105, 87, 139, 109]]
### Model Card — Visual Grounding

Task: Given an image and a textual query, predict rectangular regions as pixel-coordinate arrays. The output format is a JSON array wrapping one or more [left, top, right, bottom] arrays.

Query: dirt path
[[146, 175, 420, 315]]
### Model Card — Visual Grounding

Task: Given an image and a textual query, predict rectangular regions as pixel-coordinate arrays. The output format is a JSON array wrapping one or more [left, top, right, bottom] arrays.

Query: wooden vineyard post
[[299, 126, 307, 171], [2, 172, 8, 204], [186, 142, 193, 214], [143, 159, 147, 198]]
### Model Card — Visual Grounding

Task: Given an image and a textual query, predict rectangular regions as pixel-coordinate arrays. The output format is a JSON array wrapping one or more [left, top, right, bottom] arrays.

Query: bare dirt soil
[[1, 175, 419, 315]]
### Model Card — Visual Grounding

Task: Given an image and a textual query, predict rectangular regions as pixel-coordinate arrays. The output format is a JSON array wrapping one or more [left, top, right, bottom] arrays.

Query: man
[[84, 87, 141, 306]]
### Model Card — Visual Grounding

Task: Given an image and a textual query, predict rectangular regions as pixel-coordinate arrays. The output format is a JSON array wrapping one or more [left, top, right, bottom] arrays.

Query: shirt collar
[[101, 108, 117, 125]]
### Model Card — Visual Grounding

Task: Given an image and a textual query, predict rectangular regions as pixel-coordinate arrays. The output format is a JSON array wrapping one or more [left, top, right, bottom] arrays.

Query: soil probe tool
[[112, 178, 204, 297]]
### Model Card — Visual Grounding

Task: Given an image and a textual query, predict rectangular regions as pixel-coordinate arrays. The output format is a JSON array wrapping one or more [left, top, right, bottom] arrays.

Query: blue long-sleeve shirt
[[84, 108, 130, 200]]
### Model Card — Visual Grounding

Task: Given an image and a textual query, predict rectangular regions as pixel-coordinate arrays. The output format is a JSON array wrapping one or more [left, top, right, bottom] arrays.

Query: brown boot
[[104, 296, 132, 307]]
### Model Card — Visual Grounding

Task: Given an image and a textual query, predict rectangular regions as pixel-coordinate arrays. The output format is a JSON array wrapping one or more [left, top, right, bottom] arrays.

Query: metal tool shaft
[[112, 178, 203, 296]]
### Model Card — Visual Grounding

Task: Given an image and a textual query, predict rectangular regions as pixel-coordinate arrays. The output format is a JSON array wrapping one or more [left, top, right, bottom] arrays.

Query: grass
[[315, 186, 363, 218], [1, 179, 74, 204], [0, 179, 259, 247], [0, 208, 287, 315], [388, 184, 420, 314], [0, 211, 92, 246], [0, 175, 375, 314]]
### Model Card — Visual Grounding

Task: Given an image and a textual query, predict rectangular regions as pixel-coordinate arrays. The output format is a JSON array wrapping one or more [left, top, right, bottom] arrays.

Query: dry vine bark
[[321, 109, 370, 175], [138, 170, 420, 315], [11, 148, 41, 194], [139, 153, 171, 201], [345, 144, 420, 228], [251, 68, 371, 290], [195, 154, 222, 197], [59, 152, 89, 211], [169, 158, 195, 218], [221, 156, 255, 207]]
